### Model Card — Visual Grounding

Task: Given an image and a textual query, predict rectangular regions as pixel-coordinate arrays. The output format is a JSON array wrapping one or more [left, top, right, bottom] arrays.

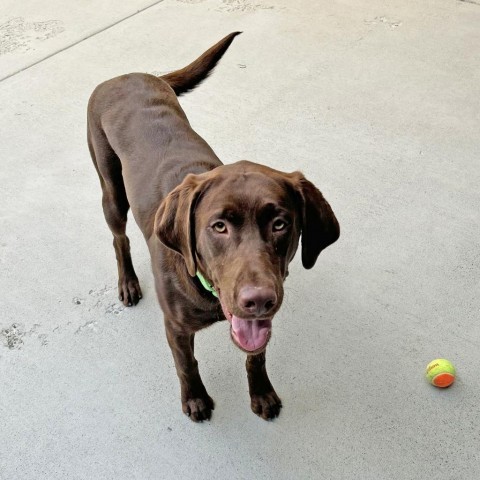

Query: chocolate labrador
[[87, 32, 340, 422]]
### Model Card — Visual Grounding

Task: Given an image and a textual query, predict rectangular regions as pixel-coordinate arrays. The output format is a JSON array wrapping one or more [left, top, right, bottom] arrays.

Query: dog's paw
[[250, 391, 282, 420], [182, 395, 215, 422], [118, 276, 142, 306]]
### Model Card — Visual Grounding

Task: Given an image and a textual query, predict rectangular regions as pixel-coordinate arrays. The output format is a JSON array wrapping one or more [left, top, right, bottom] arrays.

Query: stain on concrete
[[0, 17, 65, 56], [70, 285, 126, 336], [75, 320, 98, 335], [217, 0, 274, 12], [175, 0, 275, 11], [1, 323, 25, 349], [105, 303, 125, 315], [86, 284, 125, 314], [88, 285, 115, 298], [1, 323, 47, 349], [364, 16, 402, 29]]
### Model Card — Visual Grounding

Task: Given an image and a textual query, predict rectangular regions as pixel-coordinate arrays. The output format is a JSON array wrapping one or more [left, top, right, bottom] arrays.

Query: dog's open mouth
[[220, 300, 272, 353], [230, 315, 272, 352]]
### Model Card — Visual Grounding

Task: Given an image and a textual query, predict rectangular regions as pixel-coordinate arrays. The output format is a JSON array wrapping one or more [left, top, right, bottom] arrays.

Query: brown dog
[[87, 32, 339, 422]]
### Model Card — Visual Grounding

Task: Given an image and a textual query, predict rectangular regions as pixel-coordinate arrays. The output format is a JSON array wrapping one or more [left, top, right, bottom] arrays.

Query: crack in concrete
[[0, 0, 165, 83]]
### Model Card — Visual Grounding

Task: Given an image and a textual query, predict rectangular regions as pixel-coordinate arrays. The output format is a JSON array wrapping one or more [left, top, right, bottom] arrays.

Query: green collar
[[196, 271, 218, 298]]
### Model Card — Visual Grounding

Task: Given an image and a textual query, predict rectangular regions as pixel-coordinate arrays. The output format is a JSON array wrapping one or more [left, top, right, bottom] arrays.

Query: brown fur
[[87, 32, 339, 422]]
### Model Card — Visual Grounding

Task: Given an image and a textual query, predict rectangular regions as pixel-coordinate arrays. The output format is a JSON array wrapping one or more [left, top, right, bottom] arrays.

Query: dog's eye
[[273, 219, 287, 231], [213, 221, 227, 233]]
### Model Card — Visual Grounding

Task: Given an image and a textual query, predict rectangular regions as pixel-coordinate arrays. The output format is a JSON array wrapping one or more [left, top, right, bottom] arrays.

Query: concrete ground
[[1, 0, 479, 478]]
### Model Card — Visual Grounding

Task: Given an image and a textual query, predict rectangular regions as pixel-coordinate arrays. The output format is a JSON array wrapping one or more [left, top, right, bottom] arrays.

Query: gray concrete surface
[[1, 0, 479, 478]]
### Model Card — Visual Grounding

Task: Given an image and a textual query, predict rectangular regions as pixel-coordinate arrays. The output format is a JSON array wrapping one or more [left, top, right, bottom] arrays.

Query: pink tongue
[[231, 316, 272, 351]]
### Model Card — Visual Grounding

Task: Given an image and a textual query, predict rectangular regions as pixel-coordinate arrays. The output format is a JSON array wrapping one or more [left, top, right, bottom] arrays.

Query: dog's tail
[[161, 32, 241, 96]]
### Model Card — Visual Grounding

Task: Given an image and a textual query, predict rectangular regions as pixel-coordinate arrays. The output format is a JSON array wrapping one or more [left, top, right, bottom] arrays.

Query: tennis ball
[[425, 359, 456, 388]]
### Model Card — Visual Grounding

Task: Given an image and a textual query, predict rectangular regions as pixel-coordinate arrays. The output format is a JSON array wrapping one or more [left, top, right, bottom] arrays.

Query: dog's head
[[155, 161, 339, 354]]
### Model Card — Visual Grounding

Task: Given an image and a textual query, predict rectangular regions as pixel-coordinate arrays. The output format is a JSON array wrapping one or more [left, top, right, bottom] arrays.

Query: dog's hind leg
[[88, 122, 142, 306]]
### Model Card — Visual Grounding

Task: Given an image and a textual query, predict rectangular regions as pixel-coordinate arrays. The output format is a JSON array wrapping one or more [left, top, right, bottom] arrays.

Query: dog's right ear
[[154, 173, 208, 277]]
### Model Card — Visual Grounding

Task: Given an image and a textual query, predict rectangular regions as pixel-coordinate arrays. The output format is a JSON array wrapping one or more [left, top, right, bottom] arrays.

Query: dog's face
[[155, 161, 339, 354]]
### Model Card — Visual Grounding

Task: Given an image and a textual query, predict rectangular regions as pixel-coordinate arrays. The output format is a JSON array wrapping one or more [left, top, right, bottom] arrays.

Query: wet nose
[[238, 286, 277, 317]]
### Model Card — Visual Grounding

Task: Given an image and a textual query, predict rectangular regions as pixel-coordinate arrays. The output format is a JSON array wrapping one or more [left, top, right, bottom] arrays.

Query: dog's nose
[[238, 286, 277, 317]]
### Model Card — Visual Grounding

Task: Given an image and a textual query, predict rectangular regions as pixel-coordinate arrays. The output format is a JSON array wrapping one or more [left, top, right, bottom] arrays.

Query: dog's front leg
[[246, 351, 282, 420], [165, 323, 214, 422]]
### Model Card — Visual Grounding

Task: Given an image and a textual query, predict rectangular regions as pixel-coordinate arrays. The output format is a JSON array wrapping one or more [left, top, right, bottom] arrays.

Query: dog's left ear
[[290, 172, 340, 269], [154, 173, 209, 276]]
